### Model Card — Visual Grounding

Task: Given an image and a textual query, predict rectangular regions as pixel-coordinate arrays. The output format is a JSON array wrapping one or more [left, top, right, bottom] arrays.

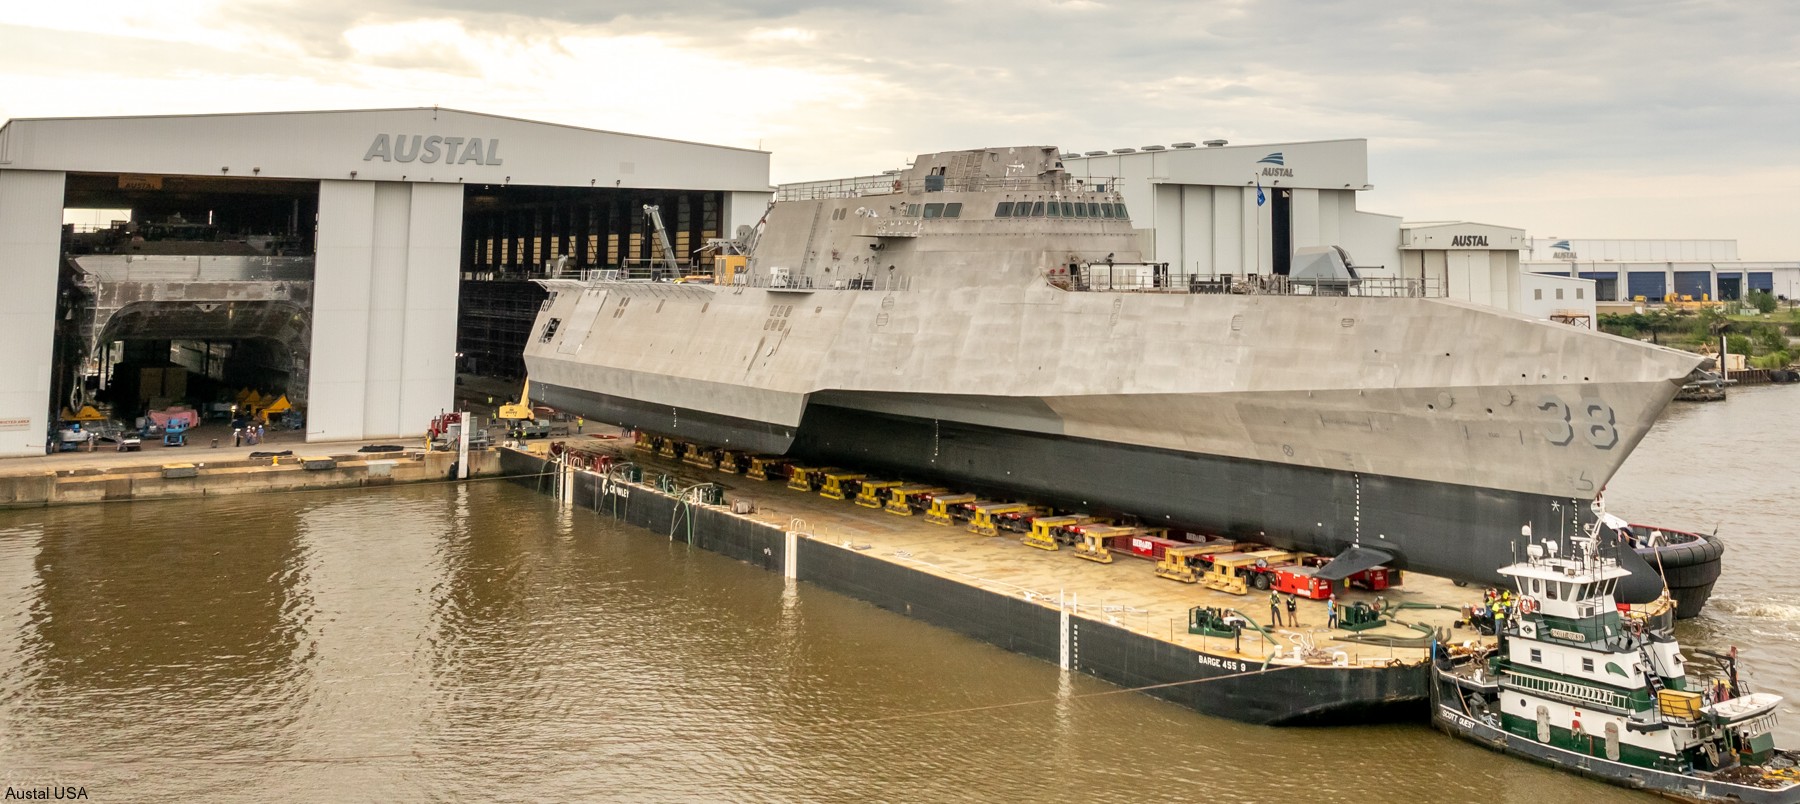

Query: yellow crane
[[498, 379, 534, 422]]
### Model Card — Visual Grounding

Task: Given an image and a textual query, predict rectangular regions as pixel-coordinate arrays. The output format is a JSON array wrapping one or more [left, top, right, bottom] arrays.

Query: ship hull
[[536, 379, 1681, 604]]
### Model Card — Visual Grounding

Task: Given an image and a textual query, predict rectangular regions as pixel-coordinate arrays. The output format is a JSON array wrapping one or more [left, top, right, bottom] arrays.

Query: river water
[[0, 387, 1793, 803]]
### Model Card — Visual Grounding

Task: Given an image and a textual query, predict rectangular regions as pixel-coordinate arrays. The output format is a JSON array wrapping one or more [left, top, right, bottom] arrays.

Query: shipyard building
[[0, 108, 771, 458], [1522, 238, 1800, 303]]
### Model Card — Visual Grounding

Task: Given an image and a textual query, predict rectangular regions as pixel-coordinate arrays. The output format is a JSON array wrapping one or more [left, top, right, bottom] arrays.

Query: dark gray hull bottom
[[535, 383, 1697, 610], [500, 448, 1428, 725], [1431, 673, 1799, 803]]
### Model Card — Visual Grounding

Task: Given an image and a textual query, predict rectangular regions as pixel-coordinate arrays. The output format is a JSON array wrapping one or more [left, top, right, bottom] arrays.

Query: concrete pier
[[0, 440, 504, 508]]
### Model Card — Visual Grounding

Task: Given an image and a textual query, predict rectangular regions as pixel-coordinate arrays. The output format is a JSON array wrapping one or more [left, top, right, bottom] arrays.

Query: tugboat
[[1431, 514, 1798, 802]]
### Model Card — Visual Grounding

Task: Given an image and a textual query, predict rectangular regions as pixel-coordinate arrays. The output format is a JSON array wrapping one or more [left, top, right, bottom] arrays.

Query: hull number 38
[[1536, 396, 1618, 449]]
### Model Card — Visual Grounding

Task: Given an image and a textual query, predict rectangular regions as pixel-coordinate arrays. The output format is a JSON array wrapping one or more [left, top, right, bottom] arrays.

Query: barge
[[503, 435, 1492, 726]]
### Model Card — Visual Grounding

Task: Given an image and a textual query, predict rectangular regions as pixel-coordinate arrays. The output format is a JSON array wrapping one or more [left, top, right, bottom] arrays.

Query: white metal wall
[[309, 180, 463, 442], [726, 191, 775, 238], [0, 109, 769, 193], [0, 169, 64, 457]]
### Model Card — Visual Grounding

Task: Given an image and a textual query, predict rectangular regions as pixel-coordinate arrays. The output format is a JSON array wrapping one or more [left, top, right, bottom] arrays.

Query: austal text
[[363, 134, 504, 166]]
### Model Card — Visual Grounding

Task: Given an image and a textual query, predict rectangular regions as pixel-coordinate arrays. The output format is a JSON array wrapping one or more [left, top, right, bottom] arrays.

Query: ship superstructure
[[523, 145, 1704, 595]]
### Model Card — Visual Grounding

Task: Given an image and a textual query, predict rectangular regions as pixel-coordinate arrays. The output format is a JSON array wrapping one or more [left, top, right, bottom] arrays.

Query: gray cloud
[[6, 0, 1795, 252]]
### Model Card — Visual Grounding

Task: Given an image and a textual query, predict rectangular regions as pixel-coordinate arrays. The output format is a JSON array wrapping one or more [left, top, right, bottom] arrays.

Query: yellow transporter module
[[967, 502, 1035, 537], [854, 480, 904, 509], [886, 484, 946, 515], [786, 466, 819, 492], [923, 493, 977, 526], [1022, 515, 1094, 551], [1154, 543, 1238, 584], [1200, 553, 1276, 595], [746, 457, 789, 481], [1069, 524, 1135, 564], [657, 438, 681, 459], [632, 431, 660, 452], [818, 471, 867, 501], [717, 451, 747, 474], [681, 443, 718, 469]]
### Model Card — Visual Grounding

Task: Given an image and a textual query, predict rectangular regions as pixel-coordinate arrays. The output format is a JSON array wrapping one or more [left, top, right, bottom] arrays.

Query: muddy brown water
[[2, 387, 1793, 802]]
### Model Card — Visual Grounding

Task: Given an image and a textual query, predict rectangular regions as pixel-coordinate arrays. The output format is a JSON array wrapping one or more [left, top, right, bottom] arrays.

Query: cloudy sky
[[5, 0, 1796, 257]]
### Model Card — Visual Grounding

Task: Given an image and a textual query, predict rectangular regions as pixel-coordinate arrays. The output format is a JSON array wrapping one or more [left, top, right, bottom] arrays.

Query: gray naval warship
[[523, 145, 1711, 607]]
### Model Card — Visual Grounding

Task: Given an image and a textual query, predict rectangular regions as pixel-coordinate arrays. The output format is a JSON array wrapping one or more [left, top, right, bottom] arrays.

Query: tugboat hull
[[1431, 678, 1800, 804]]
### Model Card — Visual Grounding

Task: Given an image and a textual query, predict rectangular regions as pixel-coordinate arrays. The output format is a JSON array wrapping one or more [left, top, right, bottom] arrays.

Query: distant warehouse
[[1525, 238, 1800, 303]]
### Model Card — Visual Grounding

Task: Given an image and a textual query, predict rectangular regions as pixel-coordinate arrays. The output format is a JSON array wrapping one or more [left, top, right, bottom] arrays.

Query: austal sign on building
[[363, 134, 504, 165], [1451, 235, 1490, 247], [0, 107, 775, 458]]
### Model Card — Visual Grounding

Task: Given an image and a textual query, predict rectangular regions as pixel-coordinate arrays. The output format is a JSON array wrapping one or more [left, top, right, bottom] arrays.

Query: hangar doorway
[[55, 173, 318, 434], [456, 185, 724, 379]]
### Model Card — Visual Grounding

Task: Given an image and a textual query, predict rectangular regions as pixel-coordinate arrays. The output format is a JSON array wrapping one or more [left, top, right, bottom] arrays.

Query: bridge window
[[1116, 203, 1129, 218], [1100, 204, 1115, 219], [1046, 201, 1061, 218], [1072, 203, 1087, 218], [905, 204, 920, 217], [1087, 203, 1101, 217], [1031, 201, 1045, 217], [995, 201, 1014, 218], [539, 318, 561, 343], [1061, 202, 1075, 217], [923, 203, 944, 219], [943, 202, 962, 218]]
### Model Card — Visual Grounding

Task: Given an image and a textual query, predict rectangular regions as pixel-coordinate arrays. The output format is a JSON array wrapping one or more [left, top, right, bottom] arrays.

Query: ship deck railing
[[553, 268, 913, 293], [71, 254, 316, 284], [778, 175, 1123, 201], [1049, 270, 1445, 298], [1499, 667, 1646, 714]]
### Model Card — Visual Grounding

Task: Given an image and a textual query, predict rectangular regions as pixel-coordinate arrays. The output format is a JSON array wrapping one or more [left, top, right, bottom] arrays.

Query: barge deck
[[504, 434, 1495, 726]]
